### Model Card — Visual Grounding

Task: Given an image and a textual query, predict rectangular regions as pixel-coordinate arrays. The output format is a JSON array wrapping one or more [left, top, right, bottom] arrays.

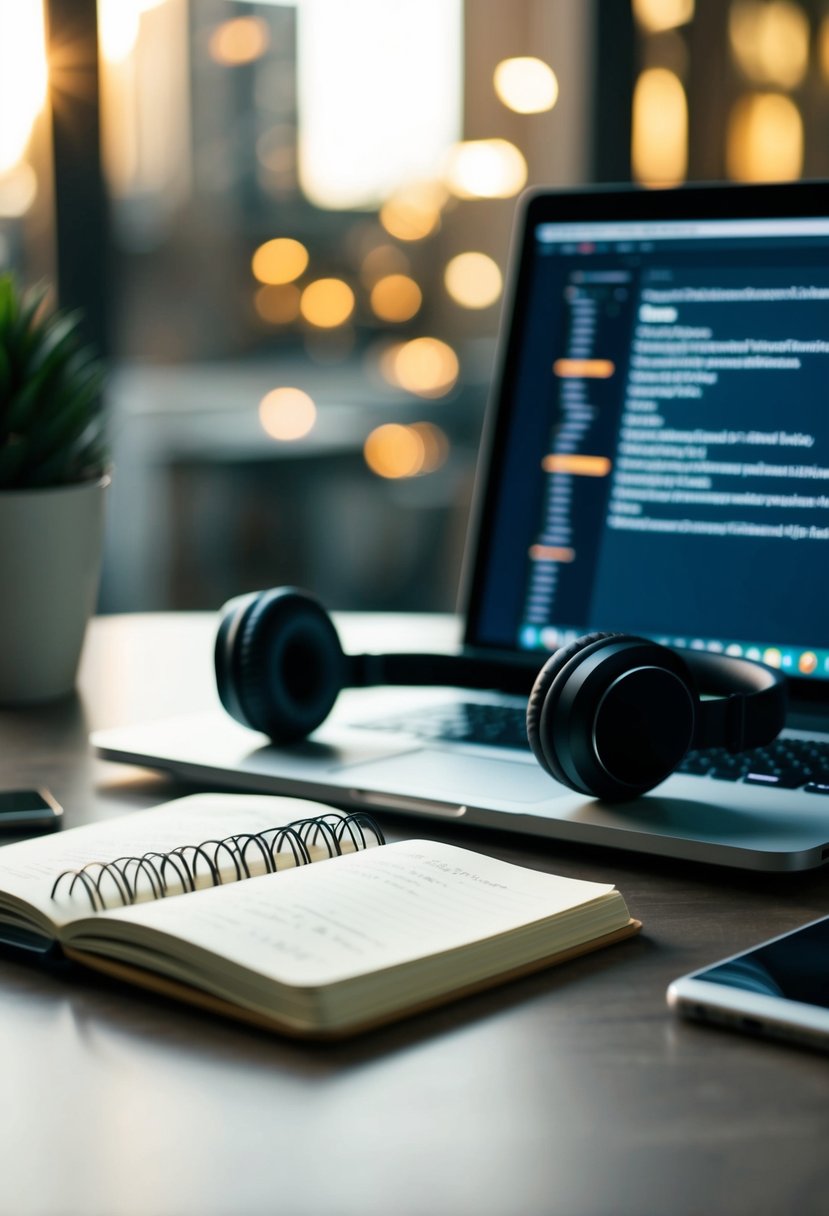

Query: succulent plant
[[0, 273, 106, 489]]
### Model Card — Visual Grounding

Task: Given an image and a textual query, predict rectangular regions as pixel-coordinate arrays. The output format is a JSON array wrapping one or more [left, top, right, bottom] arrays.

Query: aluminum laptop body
[[94, 182, 829, 871]]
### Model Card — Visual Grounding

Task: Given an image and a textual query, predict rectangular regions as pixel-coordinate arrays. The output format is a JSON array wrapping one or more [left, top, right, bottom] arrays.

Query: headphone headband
[[684, 650, 786, 752]]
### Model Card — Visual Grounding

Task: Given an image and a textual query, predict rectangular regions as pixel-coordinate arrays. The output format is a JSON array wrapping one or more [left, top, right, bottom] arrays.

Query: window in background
[[91, 0, 589, 615]]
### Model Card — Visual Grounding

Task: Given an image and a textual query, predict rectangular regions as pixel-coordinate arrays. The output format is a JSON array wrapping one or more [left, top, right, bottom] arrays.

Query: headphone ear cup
[[527, 632, 621, 788], [215, 588, 346, 742]]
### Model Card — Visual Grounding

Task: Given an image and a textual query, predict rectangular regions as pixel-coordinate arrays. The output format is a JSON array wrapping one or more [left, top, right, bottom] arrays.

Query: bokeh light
[[370, 274, 422, 322], [379, 182, 445, 241], [258, 387, 317, 441], [444, 139, 527, 199], [726, 92, 803, 181], [300, 278, 355, 328], [444, 252, 502, 309], [390, 337, 459, 398], [251, 238, 309, 286], [209, 17, 270, 67], [493, 58, 559, 114], [363, 422, 449, 479], [254, 284, 301, 325], [729, 1, 810, 90], [632, 0, 695, 32], [631, 68, 688, 186]]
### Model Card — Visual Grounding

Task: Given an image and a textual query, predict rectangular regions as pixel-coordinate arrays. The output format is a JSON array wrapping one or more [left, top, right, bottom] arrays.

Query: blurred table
[[0, 612, 828, 1216]]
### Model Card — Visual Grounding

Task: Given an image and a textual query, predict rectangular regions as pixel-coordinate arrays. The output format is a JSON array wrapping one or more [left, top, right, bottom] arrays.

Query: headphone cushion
[[526, 632, 622, 785], [224, 588, 345, 741]]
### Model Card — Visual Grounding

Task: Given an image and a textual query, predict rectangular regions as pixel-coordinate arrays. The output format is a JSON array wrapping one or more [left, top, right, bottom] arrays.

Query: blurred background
[[2, 0, 828, 614]]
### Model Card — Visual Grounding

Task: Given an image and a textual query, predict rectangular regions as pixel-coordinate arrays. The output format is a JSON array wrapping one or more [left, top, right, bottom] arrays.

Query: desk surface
[[1, 612, 828, 1216]]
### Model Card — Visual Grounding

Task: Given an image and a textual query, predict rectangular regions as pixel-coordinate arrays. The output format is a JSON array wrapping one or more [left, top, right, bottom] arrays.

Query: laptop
[[93, 181, 829, 871]]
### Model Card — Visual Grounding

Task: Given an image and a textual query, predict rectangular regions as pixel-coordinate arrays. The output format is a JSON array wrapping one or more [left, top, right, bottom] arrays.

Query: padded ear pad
[[527, 633, 698, 800], [215, 587, 346, 741], [526, 633, 620, 786]]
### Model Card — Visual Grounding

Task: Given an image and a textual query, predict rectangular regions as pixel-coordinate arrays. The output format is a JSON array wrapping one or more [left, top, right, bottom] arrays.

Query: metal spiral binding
[[50, 811, 385, 912]]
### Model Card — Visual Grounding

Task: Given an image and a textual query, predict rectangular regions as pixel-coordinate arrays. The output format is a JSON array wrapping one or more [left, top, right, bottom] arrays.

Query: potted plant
[[0, 273, 108, 703]]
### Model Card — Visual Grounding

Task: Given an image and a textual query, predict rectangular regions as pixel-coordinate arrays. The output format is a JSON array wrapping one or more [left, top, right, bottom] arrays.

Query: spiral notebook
[[0, 794, 638, 1038]]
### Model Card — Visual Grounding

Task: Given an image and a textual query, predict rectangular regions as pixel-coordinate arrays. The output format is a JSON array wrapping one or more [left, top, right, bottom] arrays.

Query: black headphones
[[215, 587, 787, 802]]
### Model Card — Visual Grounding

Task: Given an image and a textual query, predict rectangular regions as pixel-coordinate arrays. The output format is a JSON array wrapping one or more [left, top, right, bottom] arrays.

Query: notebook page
[[74, 840, 618, 988], [0, 794, 356, 928]]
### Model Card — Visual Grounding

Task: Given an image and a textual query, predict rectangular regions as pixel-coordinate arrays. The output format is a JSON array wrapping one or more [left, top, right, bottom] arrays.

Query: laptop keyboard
[[359, 702, 829, 794]]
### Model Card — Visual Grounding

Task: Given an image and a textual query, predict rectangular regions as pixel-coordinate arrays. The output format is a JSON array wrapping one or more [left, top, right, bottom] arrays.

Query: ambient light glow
[[209, 16, 270, 66], [632, 0, 695, 32], [300, 278, 355, 328], [363, 421, 449, 479], [390, 337, 459, 398], [726, 92, 803, 182], [98, 0, 167, 65], [631, 68, 687, 186], [493, 57, 559, 114], [0, 0, 47, 174], [251, 238, 309, 285], [729, 0, 810, 89], [297, 0, 462, 209], [370, 274, 422, 323], [444, 140, 527, 200], [444, 252, 502, 309], [259, 387, 317, 441], [379, 182, 445, 242]]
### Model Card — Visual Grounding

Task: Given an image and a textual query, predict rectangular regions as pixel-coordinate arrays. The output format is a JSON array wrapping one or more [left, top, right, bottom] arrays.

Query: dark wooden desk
[[1, 613, 828, 1216]]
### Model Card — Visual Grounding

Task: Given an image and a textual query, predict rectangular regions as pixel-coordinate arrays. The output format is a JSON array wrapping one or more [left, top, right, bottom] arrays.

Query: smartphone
[[0, 789, 63, 832], [668, 916, 829, 1053]]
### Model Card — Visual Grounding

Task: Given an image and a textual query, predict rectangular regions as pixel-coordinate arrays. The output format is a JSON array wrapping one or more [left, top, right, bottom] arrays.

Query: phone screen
[[0, 789, 62, 830], [693, 917, 829, 1008]]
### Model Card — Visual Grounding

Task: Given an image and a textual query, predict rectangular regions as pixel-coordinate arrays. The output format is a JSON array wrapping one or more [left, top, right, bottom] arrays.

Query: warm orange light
[[444, 252, 502, 309], [729, 1, 810, 89], [529, 544, 576, 562], [632, 0, 694, 32], [363, 422, 448, 479], [364, 424, 425, 479], [410, 421, 449, 473], [542, 454, 612, 477], [251, 238, 309, 286], [493, 58, 559, 114], [300, 278, 355, 328], [370, 274, 422, 323], [258, 387, 317, 441], [379, 182, 445, 241], [444, 139, 527, 199], [209, 16, 270, 66], [631, 68, 687, 187], [255, 284, 301, 325], [726, 92, 803, 181], [553, 358, 615, 379], [392, 337, 459, 398]]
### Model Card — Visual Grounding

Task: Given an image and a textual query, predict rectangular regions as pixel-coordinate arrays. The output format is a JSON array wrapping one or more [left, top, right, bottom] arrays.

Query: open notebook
[[95, 182, 829, 871], [0, 794, 638, 1038]]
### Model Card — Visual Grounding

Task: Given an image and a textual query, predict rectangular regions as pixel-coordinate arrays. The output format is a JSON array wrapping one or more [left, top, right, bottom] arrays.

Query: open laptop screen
[[466, 184, 829, 685]]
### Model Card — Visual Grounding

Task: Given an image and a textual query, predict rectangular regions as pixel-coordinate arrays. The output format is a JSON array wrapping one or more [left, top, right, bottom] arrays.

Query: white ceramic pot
[[0, 475, 109, 703]]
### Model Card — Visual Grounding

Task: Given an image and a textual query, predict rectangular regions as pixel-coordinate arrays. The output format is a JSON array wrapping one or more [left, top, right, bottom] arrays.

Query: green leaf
[[24, 310, 83, 382], [0, 275, 17, 333], [28, 368, 104, 462]]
